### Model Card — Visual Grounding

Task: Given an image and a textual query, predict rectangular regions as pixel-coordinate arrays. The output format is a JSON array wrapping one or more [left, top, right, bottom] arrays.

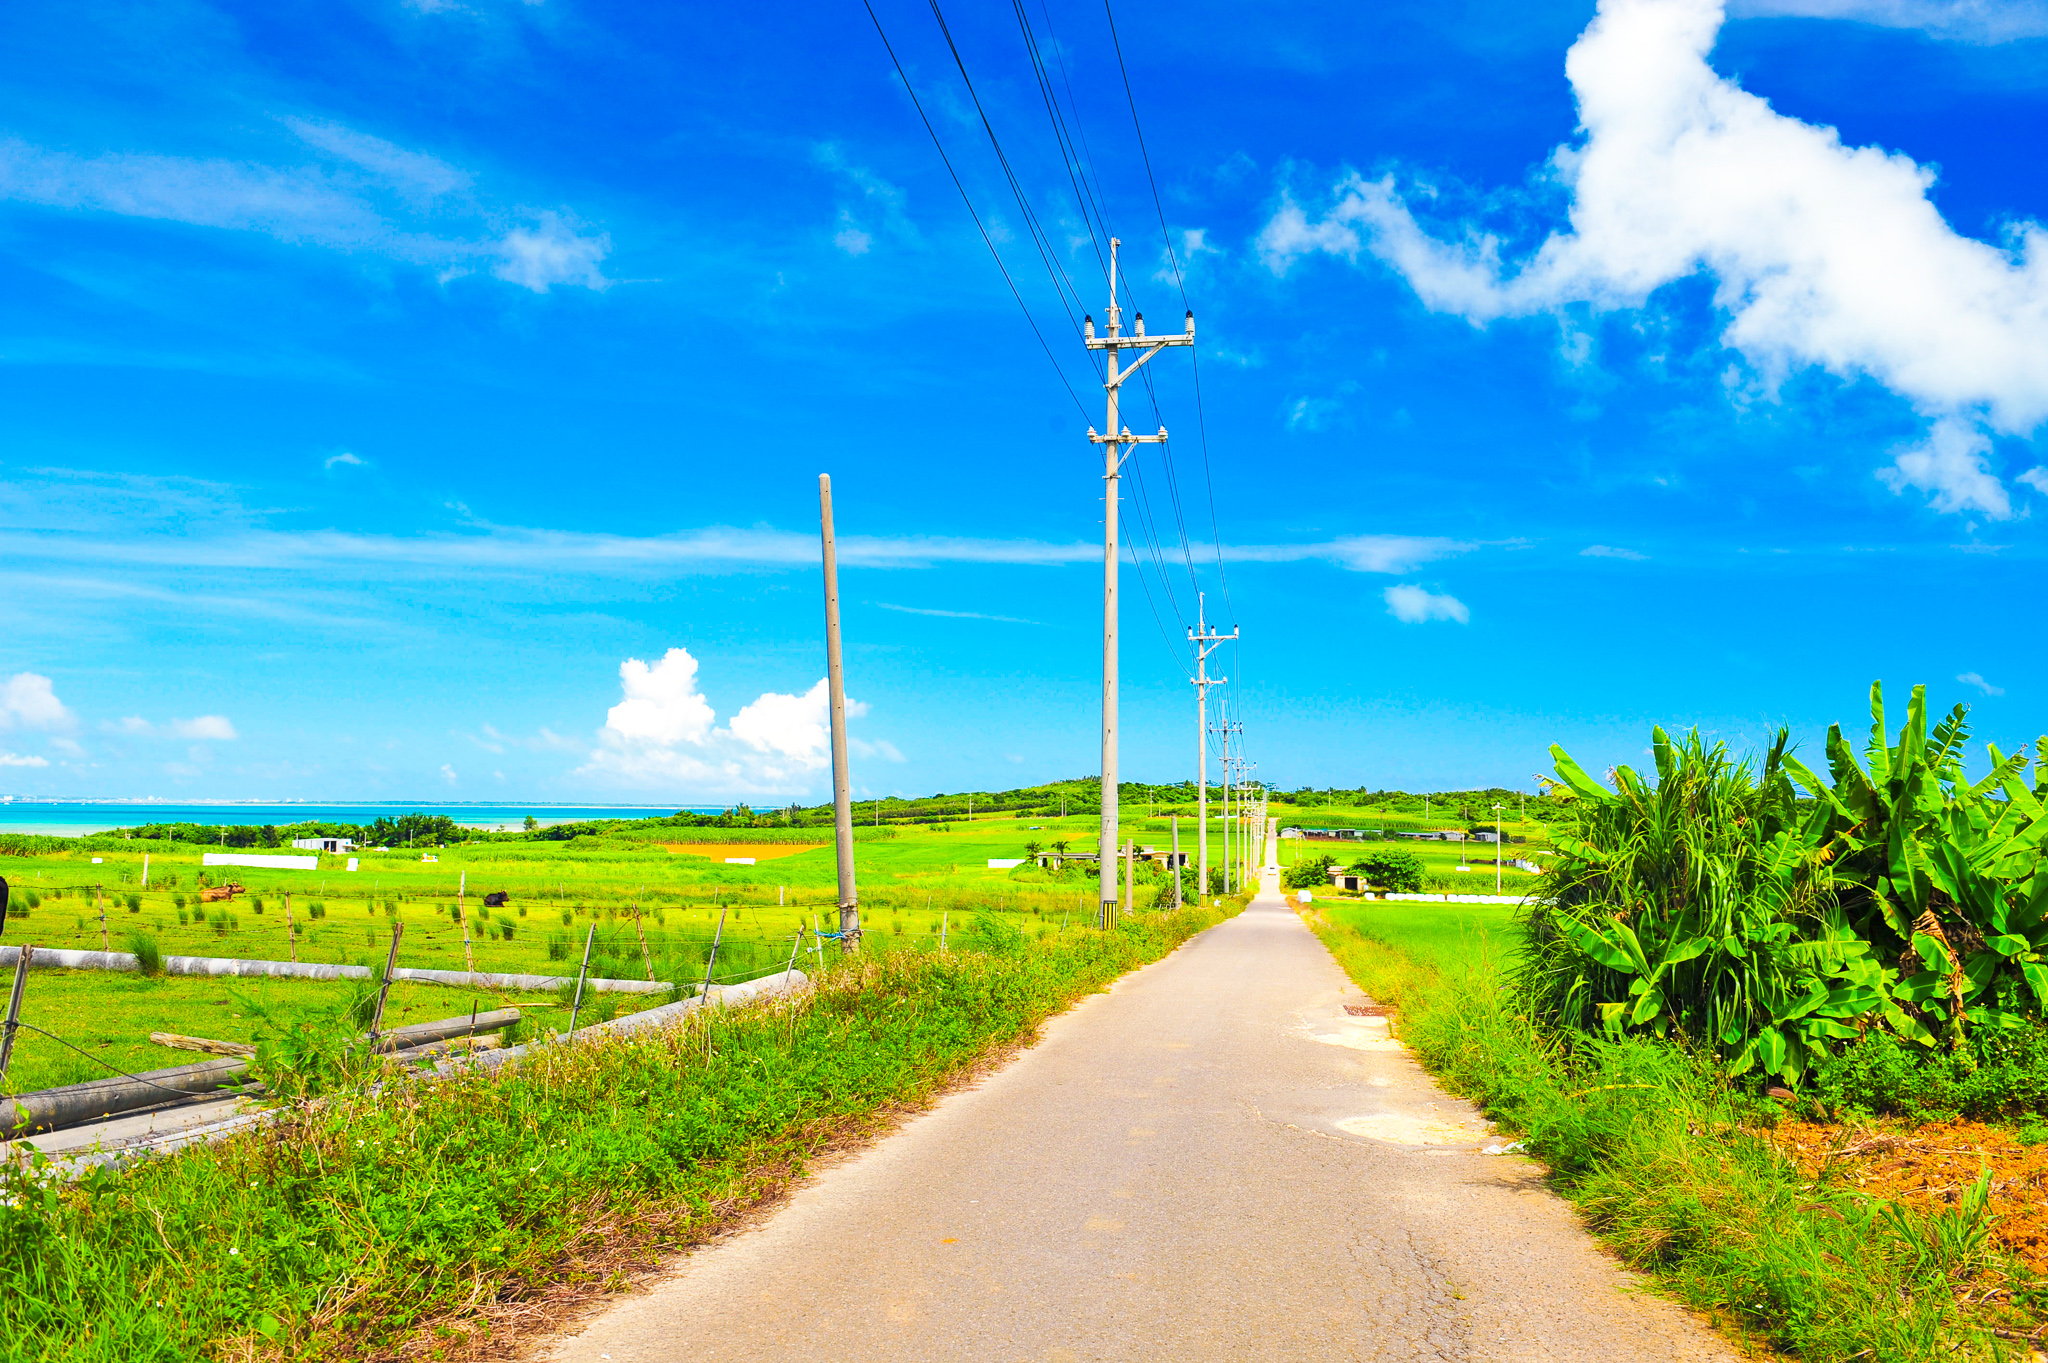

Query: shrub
[[6, 895, 28, 920], [1282, 854, 1334, 890], [172, 893, 186, 910], [1353, 848, 1424, 893], [499, 923, 515, 942], [310, 902, 326, 920], [26, 892, 39, 909], [125, 893, 142, 913], [251, 896, 265, 914]]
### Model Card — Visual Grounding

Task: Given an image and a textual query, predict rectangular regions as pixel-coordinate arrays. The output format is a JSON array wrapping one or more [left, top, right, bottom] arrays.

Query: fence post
[[97, 883, 108, 951], [631, 886, 654, 982], [284, 892, 297, 963], [367, 922, 405, 1048], [700, 907, 728, 1062], [456, 870, 474, 975], [940, 911, 948, 953], [566, 924, 596, 1042], [0, 944, 32, 1084]]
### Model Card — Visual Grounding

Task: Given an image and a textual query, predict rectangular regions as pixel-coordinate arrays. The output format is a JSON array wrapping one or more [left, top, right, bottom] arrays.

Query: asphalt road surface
[[546, 858, 1736, 1362]]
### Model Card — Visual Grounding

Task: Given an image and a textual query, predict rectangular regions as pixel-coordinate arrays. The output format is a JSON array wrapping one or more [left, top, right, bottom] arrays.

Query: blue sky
[[1, 0, 2044, 803]]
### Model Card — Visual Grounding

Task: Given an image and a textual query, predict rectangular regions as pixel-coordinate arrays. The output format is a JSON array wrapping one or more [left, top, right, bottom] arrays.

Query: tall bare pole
[[819, 474, 860, 952], [1189, 593, 1235, 904], [1217, 704, 1233, 893], [1084, 239, 1192, 925]]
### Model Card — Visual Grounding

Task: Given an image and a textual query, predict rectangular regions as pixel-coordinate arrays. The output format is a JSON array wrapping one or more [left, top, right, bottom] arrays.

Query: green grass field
[[0, 811, 1230, 1096]]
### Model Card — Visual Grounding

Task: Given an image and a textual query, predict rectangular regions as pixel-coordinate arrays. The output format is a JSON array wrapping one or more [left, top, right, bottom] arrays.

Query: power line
[[858, 0, 1089, 419]]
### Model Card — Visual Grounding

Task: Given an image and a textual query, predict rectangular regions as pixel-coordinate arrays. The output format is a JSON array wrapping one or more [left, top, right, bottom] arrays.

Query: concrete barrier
[[0, 946, 667, 992]]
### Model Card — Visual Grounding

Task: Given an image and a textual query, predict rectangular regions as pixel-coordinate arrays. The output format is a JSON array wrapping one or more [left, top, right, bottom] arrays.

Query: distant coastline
[[0, 800, 725, 837]]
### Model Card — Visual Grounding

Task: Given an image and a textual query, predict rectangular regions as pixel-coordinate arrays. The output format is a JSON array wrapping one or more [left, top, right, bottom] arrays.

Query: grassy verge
[[1303, 898, 2043, 1362], [0, 904, 1232, 1362]]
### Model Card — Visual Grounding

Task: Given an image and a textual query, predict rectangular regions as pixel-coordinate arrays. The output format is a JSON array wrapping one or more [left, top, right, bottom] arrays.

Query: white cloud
[[2015, 466, 2048, 496], [833, 211, 873, 256], [106, 715, 154, 735], [1729, 0, 2048, 41], [875, 602, 1039, 624], [1581, 544, 1648, 559], [1957, 670, 2006, 696], [441, 763, 458, 783], [0, 672, 75, 731], [582, 648, 884, 796], [325, 452, 365, 470], [0, 509, 1475, 579], [0, 751, 48, 767], [492, 211, 610, 292], [171, 715, 238, 741], [282, 117, 472, 197], [0, 132, 609, 293], [1876, 416, 2011, 517], [1259, 0, 2048, 518], [852, 737, 907, 762], [603, 649, 716, 748], [1384, 584, 1471, 623], [728, 680, 833, 765]]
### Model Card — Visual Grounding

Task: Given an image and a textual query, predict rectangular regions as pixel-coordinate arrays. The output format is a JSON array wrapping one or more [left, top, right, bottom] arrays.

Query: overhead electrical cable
[[858, 0, 1089, 419]]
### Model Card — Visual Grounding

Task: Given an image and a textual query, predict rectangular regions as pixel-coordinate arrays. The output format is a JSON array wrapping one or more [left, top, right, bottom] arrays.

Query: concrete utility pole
[[1084, 238, 1193, 926], [819, 474, 860, 952], [1217, 703, 1233, 894], [1189, 593, 1235, 908], [1493, 802, 1504, 894], [1171, 815, 1182, 908]]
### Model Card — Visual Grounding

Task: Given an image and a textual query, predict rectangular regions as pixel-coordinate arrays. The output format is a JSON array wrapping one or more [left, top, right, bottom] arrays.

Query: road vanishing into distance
[[549, 849, 1736, 1362]]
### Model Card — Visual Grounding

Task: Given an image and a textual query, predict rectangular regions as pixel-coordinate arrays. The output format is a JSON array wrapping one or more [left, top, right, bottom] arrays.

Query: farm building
[[291, 836, 356, 854]]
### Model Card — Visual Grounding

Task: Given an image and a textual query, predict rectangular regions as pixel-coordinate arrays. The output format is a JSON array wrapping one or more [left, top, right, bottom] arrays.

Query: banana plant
[[1525, 684, 2048, 1085]]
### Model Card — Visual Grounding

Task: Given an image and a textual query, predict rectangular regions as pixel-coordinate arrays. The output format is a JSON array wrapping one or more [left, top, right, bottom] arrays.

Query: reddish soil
[[1772, 1119, 2048, 1274], [659, 844, 824, 862]]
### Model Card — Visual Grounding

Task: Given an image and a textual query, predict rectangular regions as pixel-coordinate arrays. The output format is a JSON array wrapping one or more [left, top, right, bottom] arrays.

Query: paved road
[[548, 857, 1735, 1362]]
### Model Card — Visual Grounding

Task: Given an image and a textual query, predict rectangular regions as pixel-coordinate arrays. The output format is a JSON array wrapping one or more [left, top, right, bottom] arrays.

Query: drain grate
[[1344, 1004, 1396, 1017]]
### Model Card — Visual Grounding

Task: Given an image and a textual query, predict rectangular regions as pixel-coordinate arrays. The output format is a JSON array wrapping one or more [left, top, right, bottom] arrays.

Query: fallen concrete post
[[0, 946, 668, 992], [2, 1058, 251, 1140]]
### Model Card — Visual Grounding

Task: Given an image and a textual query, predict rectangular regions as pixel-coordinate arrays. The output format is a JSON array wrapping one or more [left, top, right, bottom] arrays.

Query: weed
[[124, 930, 163, 978]]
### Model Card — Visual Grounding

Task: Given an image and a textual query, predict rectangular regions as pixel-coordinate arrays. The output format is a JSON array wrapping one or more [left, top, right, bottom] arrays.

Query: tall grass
[[0, 905, 1231, 1361], [1306, 903, 2040, 1360]]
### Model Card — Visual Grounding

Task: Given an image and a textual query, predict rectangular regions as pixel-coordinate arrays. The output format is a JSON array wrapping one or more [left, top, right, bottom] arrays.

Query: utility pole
[[1189, 593, 1235, 908], [1493, 802, 1504, 894], [819, 474, 860, 953], [1217, 704, 1233, 894], [1085, 238, 1193, 926]]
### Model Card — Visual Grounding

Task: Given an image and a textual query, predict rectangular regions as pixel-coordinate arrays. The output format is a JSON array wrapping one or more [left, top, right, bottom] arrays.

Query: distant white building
[[292, 837, 356, 854]]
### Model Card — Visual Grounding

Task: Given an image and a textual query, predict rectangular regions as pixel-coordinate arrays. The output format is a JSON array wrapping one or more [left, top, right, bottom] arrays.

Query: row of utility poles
[[815, 239, 1238, 944]]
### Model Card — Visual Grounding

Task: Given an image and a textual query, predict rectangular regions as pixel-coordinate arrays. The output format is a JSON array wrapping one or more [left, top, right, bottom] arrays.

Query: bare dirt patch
[[1773, 1118, 2048, 1274], [660, 844, 824, 862]]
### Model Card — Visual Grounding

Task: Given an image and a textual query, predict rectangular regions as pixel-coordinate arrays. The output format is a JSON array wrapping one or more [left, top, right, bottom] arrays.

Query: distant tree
[[1353, 849, 1424, 893], [524, 815, 539, 833], [1282, 854, 1334, 890]]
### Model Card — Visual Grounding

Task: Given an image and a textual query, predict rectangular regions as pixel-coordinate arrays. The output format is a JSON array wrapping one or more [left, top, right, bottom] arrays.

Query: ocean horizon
[[0, 800, 727, 837]]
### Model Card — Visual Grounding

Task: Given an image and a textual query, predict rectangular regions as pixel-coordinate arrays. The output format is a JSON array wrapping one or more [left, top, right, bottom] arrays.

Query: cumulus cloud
[[0, 752, 49, 767], [0, 673, 75, 731], [1258, 0, 2048, 518], [603, 649, 716, 747], [171, 715, 238, 741], [583, 646, 883, 795], [492, 211, 611, 292], [1384, 584, 1471, 623], [1581, 544, 1648, 559], [1957, 670, 2006, 696]]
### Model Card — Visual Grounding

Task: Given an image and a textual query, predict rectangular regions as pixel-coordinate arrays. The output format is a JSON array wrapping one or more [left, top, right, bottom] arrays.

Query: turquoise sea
[[0, 801, 720, 837]]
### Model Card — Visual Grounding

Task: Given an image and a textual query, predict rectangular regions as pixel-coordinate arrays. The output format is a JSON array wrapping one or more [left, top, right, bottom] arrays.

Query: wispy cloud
[[874, 602, 1041, 624], [0, 752, 49, 767], [1581, 544, 1647, 560], [0, 125, 609, 293], [1957, 671, 2006, 696]]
